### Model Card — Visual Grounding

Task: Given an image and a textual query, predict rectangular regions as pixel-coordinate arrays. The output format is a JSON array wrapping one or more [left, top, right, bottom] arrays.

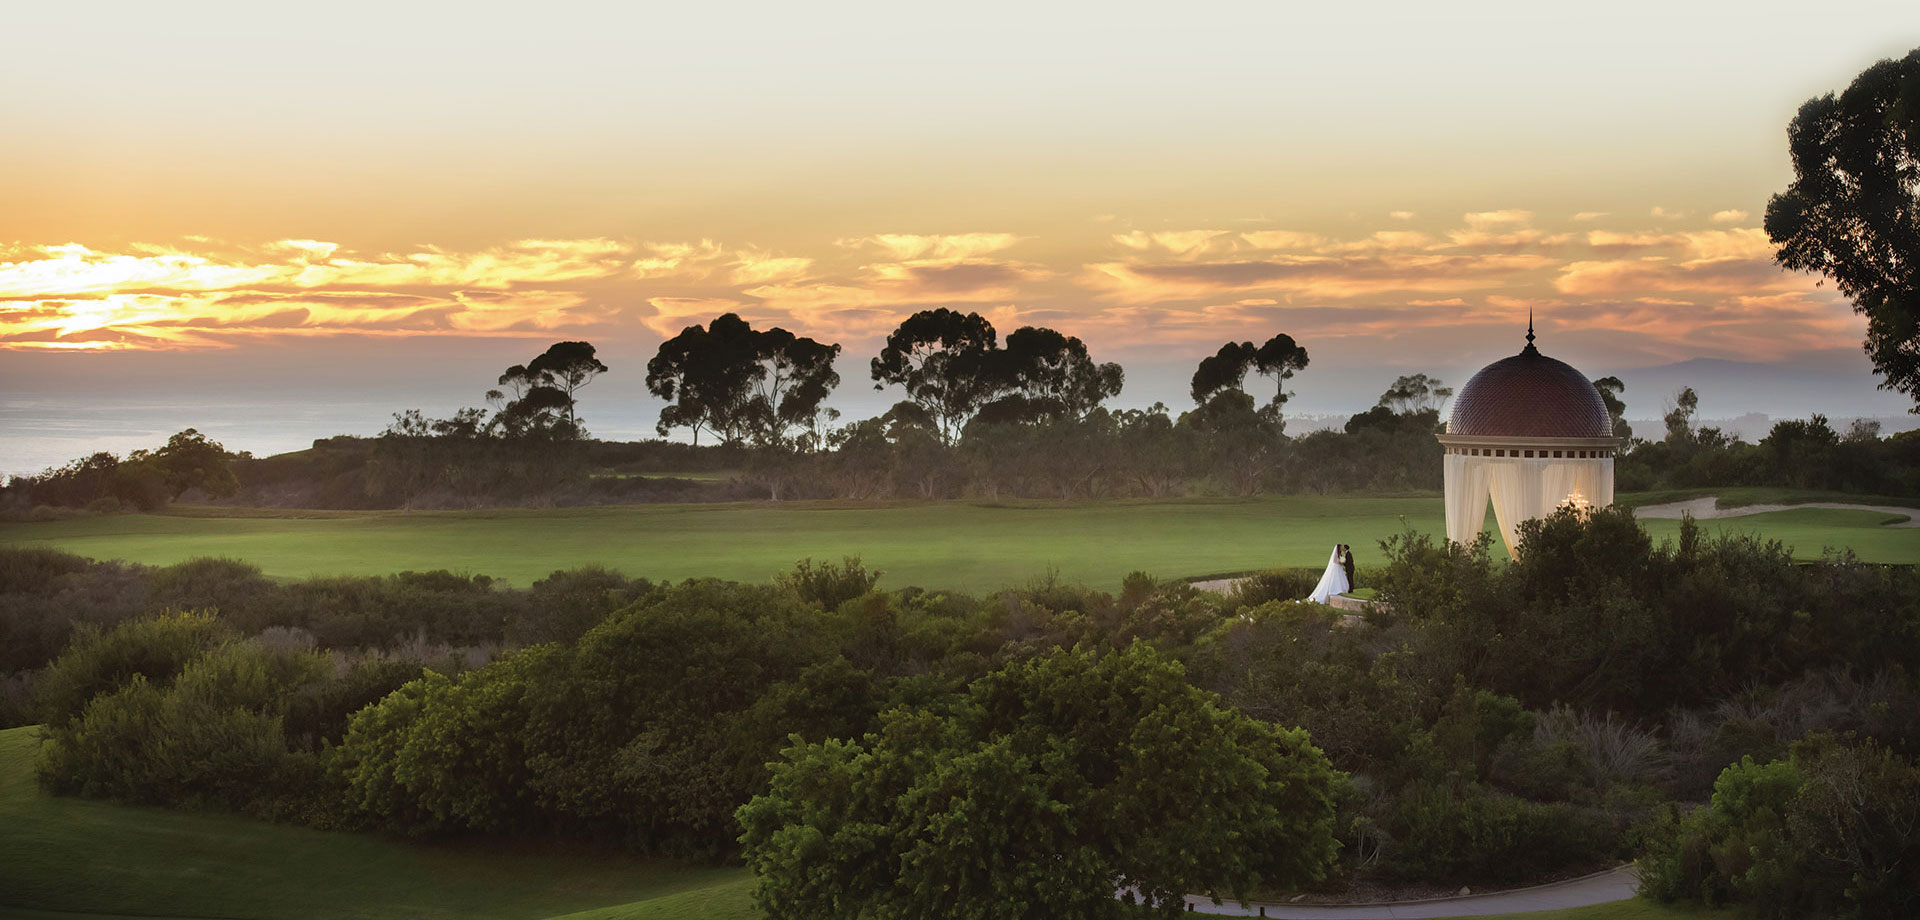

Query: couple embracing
[[1306, 543, 1356, 605]]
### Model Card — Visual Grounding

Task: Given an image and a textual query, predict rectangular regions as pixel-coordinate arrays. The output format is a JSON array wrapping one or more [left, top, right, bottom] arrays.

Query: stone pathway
[[1177, 865, 1640, 918], [1635, 496, 1917, 527]]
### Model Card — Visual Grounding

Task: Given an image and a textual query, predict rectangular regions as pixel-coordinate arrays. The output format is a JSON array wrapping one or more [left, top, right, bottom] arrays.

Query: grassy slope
[[3, 492, 1916, 591], [0, 726, 744, 920]]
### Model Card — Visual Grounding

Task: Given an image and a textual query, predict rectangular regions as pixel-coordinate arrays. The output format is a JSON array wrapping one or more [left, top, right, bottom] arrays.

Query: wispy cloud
[[839, 233, 1024, 260], [0, 214, 1860, 366]]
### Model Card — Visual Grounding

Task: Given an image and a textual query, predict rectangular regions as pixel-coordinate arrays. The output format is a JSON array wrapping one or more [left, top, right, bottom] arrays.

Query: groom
[[1340, 544, 1356, 589]]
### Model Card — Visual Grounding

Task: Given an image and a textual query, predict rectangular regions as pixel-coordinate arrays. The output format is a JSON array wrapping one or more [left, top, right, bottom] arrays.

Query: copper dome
[[1447, 341, 1612, 439]]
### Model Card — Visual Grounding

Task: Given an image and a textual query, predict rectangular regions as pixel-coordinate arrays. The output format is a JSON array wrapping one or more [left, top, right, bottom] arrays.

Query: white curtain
[[1448, 455, 1618, 558], [1485, 460, 1529, 556], [1443, 453, 1492, 546]]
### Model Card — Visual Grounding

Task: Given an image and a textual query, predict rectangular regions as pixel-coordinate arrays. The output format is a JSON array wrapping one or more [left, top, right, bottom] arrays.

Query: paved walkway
[[1178, 866, 1639, 918], [1637, 496, 1917, 527]]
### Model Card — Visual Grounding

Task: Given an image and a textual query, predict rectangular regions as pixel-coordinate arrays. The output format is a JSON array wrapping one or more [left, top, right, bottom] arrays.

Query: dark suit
[[1342, 550, 1356, 588]]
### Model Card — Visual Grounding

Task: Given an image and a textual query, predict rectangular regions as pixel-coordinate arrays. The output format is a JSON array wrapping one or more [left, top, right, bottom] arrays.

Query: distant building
[[1436, 321, 1617, 558]]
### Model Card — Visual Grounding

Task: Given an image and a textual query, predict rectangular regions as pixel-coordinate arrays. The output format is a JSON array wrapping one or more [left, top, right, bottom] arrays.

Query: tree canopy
[[1766, 47, 1920, 409], [1591, 376, 1633, 441], [1189, 334, 1310, 412], [1375, 374, 1451, 415], [869, 309, 1002, 443], [874, 310, 1124, 439], [985, 326, 1124, 423], [488, 341, 607, 439], [648, 314, 841, 448], [737, 643, 1342, 919]]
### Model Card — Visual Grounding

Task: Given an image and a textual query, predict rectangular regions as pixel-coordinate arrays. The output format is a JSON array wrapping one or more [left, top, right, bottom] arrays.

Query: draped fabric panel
[[1486, 460, 1530, 555], [1443, 453, 1492, 546], [1448, 455, 1616, 557]]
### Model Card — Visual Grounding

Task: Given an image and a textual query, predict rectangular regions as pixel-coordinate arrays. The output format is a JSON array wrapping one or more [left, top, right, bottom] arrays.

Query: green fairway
[[0, 726, 746, 920], [2, 494, 1914, 592]]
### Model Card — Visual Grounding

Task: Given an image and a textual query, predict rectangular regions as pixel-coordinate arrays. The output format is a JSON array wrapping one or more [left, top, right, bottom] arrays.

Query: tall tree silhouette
[[1767, 47, 1920, 409], [870, 308, 1000, 443], [1190, 334, 1310, 414], [648, 314, 839, 448]]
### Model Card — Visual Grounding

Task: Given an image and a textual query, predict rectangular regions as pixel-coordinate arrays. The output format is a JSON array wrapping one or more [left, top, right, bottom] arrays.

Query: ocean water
[[0, 396, 680, 479]]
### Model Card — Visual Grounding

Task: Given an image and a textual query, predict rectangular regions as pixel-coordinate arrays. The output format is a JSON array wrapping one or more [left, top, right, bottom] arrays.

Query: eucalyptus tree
[[869, 308, 1000, 444], [991, 326, 1124, 421], [527, 341, 608, 430], [1190, 334, 1310, 415], [1376, 373, 1452, 415], [490, 341, 607, 438], [648, 313, 840, 449]]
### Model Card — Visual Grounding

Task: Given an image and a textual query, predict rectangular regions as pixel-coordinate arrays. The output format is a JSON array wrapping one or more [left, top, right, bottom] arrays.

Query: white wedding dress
[[1306, 547, 1350, 604]]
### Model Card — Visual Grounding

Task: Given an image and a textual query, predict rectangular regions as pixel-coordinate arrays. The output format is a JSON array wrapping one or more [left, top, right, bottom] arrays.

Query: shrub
[[150, 557, 276, 626], [1378, 781, 1614, 885], [333, 646, 561, 835], [1640, 735, 1920, 918], [35, 611, 232, 727], [1225, 568, 1322, 608], [505, 565, 654, 645], [775, 556, 884, 611], [0, 547, 93, 593], [738, 644, 1344, 918], [37, 640, 328, 812], [0, 554, 154, 680]]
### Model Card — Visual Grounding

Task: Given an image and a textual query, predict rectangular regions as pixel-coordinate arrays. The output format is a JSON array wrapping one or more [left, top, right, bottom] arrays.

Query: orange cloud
[[1111, 230, 1234, 257], [1553, 255, 1795, 296], [0, 216, 1856, 364], [1080, 252, 1555, 303], [840, 233, 1024, 260], [1463, 209, 1533, 230]]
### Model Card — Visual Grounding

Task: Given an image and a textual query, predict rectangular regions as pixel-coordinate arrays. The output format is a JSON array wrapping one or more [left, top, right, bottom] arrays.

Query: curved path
[[1178, 866, 1639, 918], [1635, 496, 1916, 527]]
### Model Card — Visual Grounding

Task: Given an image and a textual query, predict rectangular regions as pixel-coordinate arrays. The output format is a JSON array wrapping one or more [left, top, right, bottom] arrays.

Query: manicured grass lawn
[[3, 493, 1914, 592], [0, 726, 745, 920]]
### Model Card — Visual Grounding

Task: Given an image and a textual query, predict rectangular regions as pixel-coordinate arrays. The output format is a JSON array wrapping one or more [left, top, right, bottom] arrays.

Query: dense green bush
[[774, 556, 882, 611], [0, 550, 153, 678], [334, 647, 561, 835], [738, 644, 1344, 918], [335, 579, 869, 853], [506, 565, 655, 645], [15, 509, 1920, 902], [1640, 735, 1920, 919], [1378, 508, 1920, 718], [38, 640, 327, 812], [35, 611, 233, 728], [1379, 781, 1613, 885], [1223, 568, 1323, 608]]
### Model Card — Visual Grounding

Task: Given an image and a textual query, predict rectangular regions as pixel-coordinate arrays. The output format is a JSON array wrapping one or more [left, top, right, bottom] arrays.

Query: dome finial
[[1524, 310, 1537, 352]]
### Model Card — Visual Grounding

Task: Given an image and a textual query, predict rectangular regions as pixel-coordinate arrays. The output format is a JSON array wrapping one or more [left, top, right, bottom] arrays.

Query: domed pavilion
[[1437, 320, 1617, 558]]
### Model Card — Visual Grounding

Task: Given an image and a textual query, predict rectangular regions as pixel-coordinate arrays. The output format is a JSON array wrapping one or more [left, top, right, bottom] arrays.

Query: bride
[[1306, 544, 1350, 604]]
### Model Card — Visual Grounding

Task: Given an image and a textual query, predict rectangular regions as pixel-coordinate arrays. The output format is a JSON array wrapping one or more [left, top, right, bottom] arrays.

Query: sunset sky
[[4, 2, 1920, 472]]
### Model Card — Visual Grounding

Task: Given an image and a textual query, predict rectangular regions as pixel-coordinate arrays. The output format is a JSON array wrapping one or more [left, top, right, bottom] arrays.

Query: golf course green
[[0, 493, 1913, 592]]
